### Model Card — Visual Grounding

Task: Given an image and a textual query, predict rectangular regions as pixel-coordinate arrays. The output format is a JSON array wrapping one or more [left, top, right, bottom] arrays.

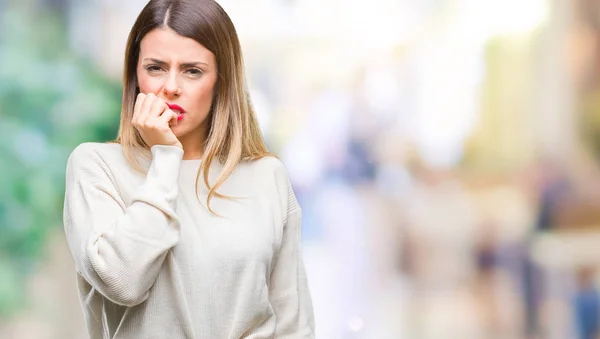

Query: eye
[[144, 65, 164, 72], [185, 68, 203, 76]]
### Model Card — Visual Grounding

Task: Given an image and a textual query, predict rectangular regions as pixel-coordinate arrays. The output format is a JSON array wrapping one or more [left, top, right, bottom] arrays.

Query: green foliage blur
[[0, 3, 122, 317]]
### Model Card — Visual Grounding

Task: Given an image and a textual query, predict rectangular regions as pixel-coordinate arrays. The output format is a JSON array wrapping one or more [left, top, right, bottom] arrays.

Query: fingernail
[[177, 114, 184, 121]]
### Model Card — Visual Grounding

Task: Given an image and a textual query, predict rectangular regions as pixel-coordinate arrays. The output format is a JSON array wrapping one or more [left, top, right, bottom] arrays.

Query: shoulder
[[68, 142, 121, 162], [248, 155, 288, 174], [245, 155, 299, 213], [243, 155, 292, 187], [66, 142, 124, 178], [248, 155, 288, 176]]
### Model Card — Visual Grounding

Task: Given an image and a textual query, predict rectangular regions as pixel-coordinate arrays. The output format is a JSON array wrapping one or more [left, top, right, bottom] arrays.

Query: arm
[[63, 143, 183, 307], [269, 162, 315, 338]]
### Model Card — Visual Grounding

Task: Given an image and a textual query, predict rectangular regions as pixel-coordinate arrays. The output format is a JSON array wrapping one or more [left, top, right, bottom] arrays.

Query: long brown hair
[[116, 0, 271, 213]]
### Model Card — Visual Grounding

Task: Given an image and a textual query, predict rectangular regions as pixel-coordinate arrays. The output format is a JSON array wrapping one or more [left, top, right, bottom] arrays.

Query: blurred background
[[3, 0, 600, 338]]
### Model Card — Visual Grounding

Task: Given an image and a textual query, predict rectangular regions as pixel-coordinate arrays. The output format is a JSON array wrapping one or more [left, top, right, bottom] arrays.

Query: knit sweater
[[63, 142, 315, 339]]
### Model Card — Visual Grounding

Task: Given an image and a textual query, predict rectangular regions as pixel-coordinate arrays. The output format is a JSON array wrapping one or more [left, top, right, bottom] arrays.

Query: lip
[[166, 103, 186, 113]]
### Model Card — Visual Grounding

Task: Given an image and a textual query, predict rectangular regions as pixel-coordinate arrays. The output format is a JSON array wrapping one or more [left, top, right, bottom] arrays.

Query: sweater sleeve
[[269, 161, 315, 338], [63, 143, 183, 307]]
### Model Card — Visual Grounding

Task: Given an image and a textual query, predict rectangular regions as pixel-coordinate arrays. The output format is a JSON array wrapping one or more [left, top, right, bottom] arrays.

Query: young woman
[[63, 0, 315, 338]]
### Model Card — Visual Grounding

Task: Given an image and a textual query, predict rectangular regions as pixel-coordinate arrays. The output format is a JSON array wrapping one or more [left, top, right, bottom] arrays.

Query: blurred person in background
[[524, 159, 571, 338], [473, 219, 501, 335], [573, 266, 600, 339], [62, 0, 314, 338]]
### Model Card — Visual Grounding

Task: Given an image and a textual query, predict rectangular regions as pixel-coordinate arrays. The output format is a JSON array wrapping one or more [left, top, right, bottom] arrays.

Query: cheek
[[190, 80, 216, 109], [136, 71, 162, 94]]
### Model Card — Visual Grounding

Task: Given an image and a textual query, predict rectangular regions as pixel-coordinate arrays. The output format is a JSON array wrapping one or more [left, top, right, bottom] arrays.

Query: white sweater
[[63, 142, 315, 339]]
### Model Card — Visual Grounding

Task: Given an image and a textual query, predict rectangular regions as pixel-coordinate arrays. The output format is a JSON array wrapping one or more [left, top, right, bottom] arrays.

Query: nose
[[161, 72, 181, 98]]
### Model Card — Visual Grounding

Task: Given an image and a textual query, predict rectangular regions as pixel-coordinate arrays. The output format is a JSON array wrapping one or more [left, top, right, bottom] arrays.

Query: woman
[[63, 0, 315, 338]]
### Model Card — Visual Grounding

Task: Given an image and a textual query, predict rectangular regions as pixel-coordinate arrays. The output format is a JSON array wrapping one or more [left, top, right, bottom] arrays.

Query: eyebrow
[[143, 58, 209, 67]]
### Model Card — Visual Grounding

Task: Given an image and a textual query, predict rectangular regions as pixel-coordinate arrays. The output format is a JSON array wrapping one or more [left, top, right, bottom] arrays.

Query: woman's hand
[[132, 93, 182, 149]]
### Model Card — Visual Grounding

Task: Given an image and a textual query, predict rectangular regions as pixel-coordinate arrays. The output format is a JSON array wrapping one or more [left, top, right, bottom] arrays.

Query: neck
[[179, 126, 208, 160]]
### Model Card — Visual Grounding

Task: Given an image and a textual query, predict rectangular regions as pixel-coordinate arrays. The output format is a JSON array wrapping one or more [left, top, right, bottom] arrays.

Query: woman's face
[[136, 27, 218, 139]]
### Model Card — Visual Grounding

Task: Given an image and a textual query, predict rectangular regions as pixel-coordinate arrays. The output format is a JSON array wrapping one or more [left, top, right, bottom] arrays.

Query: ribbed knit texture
[[63, 142, 315, 339]]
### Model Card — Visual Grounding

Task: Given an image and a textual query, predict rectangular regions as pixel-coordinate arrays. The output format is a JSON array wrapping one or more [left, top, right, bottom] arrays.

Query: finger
[[132, 93, 146, 126], [148, 96, 167, 122], [157, 109, 177, 127], [139, 93, 156, 125]]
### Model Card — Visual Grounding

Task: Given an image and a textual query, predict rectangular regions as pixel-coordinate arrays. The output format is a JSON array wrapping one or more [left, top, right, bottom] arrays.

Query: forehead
[[139, 27, 214, 63]]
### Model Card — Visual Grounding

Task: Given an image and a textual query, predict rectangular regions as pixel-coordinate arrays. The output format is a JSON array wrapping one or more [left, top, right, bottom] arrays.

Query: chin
[[171, 125, 185, 137], [173, 131, 187, 138]]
